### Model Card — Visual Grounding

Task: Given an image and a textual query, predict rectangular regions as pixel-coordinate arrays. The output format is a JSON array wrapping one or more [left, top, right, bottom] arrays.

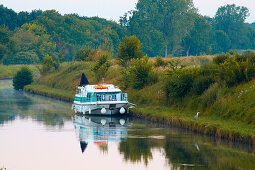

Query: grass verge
[[0, 65, 40, 79], [24, 84, 74, 102], [131, 106, 255, 145]]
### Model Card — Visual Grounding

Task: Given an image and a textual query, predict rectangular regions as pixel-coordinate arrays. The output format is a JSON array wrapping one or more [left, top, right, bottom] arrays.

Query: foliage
[[3, 51, 39, 65], [167, 58, 188, 71], [117, 36, 144, 67], [192, 76, 215, 95], [0, 5, 43, 30], [42, 55, 59, 73], [154, 56, 167, 67], [213, 4, 249, 49], [13, 66, 33, 90], [210, 30, 231, 54], [165, 69, 194, 101], [124, 56, 152, 89], [14, 23, 55, 60], [75, 46, 96, 61], [183, 14, 211, 56], [91, 52, 111, 82], [121, 0, 197, 57], [213, 53, 230, 64]]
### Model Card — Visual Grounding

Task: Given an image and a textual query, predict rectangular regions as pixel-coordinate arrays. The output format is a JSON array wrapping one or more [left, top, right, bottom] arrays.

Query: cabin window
[[116, 93, 121, 101], [96, 94, 101, 101], [87, 94, 91, 101]]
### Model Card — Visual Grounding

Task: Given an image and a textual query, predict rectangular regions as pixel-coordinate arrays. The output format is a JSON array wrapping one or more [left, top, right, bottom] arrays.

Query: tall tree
[[121, 0, 197, 57], [183, 15, 211, 56], [213, 4, 249, 49], [117, 35, 144, 67]]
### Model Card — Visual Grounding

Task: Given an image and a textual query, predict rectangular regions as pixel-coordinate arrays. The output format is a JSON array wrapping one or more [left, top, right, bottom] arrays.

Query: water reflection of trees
[[119, 138, 156, 165], [0, 84, 72, 127], [119, 128, 255, 169]]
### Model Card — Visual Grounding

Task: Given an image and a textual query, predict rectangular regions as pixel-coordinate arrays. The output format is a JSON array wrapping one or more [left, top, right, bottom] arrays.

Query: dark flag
[[79, 73, 89, 86]]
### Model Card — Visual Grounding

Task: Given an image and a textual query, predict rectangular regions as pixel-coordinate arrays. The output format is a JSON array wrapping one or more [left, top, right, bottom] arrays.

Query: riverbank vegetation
[[23, 45, 255, 144]]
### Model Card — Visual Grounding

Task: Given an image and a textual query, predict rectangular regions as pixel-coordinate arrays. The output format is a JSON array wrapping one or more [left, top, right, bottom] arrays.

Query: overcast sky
[[1, 0, 255, 23]]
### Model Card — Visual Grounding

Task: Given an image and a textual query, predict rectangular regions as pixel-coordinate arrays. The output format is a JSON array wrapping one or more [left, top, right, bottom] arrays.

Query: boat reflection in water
[[73, 114, 128, 153]]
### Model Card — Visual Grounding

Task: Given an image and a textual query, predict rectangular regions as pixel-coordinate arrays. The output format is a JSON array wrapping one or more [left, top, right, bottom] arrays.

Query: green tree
[[121, 0, 197, 57], [183, 15, 211, 56], [210, 30, 231, 53], [213, 4, 249, 49], [13, 66, 33, 90], [117, 36, 144, 67]]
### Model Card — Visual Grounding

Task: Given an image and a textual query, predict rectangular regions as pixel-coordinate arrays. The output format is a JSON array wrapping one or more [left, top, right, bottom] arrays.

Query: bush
[[91, 52, 111, 82], [219, 57, 247, 87], [154, 56, 167, 67], [13, 66, 33, 90], [165, 69, 194, 101], [213, 53, 230, 65], [125, 56, 152, 89]]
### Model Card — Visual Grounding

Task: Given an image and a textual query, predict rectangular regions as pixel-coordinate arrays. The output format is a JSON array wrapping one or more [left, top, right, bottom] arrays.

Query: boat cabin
[[74, 84, 128, 103]]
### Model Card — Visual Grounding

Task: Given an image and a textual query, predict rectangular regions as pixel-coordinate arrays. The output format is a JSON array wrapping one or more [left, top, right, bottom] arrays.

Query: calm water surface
[[0, 80, 254, 170]]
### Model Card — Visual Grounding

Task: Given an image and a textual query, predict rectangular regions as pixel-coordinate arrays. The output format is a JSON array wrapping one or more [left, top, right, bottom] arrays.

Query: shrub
[[165, 69, 194, 101], [91, 52, 111, 82], [127, 56, 152, 89], [219, 57, 247, 87], [154, 56, 167, 67], [213, 53, 230, 65], [13, 66, 33, 90]]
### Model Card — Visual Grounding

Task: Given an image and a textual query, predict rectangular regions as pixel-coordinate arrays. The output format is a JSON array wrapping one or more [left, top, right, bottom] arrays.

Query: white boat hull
[[73, 101, 129, 115]]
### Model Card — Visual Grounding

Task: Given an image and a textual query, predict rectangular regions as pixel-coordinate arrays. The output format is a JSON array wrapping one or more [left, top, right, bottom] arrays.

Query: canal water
[[0, 80, 254, 170]]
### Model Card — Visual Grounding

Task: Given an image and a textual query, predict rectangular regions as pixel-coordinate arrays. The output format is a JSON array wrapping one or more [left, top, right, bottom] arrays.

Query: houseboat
[[73, 73, 129, 115]]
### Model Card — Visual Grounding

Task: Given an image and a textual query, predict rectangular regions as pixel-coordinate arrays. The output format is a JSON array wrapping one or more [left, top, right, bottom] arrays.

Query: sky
[[0, 0, 255, 23]]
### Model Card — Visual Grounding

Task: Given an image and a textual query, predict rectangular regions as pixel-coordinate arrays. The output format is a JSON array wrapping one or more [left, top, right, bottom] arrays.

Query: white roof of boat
[[79, 84, 122, 93]]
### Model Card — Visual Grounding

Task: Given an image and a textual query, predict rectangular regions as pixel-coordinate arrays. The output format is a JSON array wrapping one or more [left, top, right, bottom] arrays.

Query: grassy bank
[[22, 56, 255, 145], [24, 84, 74, 102], [0, 65, 40, 79], [131, 106, 255, 145]]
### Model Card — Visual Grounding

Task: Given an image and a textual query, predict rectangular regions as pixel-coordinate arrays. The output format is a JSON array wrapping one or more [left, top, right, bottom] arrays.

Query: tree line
[[0, 1, 255, 65]]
